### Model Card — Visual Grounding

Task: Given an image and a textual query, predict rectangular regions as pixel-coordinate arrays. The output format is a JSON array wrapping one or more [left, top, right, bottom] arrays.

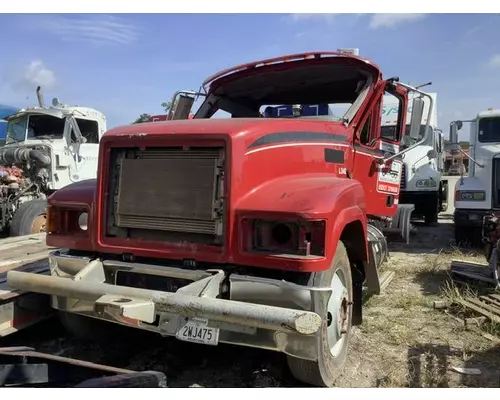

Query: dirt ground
[[2, 216, 500, 388]]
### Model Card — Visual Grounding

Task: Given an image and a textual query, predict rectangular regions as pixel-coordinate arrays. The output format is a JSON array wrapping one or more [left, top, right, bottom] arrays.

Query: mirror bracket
[[167, 90, 206, 120]]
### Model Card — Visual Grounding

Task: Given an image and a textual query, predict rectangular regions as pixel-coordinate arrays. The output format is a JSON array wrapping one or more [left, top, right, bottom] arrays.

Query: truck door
[[351, 84, 407, 217], [66, 117, 100, 183]]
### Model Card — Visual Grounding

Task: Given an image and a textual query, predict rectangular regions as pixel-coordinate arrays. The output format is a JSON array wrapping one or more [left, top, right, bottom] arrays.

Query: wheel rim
[[31, 214, 47, 233], [327, 268, 349, 357]]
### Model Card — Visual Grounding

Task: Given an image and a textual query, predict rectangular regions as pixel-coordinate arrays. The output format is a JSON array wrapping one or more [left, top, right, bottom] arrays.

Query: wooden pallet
[[0, 234, 55, 337], [455, 292, 500, 324]]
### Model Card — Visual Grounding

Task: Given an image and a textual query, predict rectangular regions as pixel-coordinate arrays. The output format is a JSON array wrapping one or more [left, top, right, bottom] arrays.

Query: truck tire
[[287, 241, 353, 387], [455, 225, 483, 248], [424, 192, 439, 225], [59, 311, 124, 342], [454, 225, 467, 246], [9, 199, 48, 237]]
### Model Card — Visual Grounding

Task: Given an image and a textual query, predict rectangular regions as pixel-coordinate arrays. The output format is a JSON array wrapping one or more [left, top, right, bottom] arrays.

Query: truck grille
[[400, 163, 406, 190], [105, 147, 225, 245]]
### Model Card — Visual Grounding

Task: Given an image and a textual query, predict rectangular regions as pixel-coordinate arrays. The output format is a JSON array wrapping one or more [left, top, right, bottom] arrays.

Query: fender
[[234, 174, 368, 272], [46, 179, 97, 251], [48, 179, 97, 208]]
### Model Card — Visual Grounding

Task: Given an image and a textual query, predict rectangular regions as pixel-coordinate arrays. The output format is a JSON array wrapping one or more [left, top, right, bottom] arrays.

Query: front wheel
[[287, 241, 353, 387], [9, 199, 48, 237]]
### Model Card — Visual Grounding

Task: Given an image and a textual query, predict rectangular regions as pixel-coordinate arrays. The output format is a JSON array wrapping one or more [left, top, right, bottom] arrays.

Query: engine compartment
[[0, 145, 52, 232]]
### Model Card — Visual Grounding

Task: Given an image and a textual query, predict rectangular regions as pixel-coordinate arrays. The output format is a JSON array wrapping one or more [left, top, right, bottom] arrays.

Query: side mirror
[[408, 97, 425, 139], [172, 95, 195, 120], [427, 149, 438, 160], [449, 121, 461, 144]]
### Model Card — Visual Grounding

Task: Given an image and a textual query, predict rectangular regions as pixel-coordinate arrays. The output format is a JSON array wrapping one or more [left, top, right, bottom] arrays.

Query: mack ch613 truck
[[0, 87, 106, 236], [450, 108, 500, 247], [8, 51, 433, 387], [381, 92, 445, 224]]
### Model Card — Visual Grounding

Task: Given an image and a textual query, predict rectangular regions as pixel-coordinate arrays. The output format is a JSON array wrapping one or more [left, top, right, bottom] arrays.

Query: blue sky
[[0, 13, 499, 140]]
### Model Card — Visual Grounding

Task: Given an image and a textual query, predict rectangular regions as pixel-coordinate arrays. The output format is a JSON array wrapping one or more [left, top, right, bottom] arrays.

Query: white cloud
[[488, 54, 500, 68], [368, 13, 427, 29], [10, 60, 56, 92], [23, 14, 140, 46], [286, 13, 338, 23]]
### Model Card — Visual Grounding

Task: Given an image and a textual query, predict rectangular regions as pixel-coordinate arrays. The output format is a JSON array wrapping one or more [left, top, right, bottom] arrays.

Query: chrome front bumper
[[7, 250, 331, 361]]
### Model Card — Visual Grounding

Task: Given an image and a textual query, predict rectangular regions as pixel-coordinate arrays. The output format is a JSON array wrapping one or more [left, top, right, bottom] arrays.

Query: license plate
[[175, 318, 219, 346], [469, 214, 479, 220]]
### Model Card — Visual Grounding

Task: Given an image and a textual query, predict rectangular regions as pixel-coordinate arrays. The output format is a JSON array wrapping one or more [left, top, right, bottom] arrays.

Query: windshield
[[6, 115, 28, 143], [381, 124, 433, 146], [478, 117, 500, 143], [6, 114, 65, 144]]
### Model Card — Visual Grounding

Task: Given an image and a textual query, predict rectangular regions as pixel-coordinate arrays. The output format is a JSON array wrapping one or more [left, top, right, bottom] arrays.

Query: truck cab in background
[[452, 109, 500, 246], [0, 87, 106, 236], [381, 92, 445, 224]]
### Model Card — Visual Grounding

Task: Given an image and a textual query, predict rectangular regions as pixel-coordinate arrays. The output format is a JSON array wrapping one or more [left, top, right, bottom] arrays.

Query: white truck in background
[[381, 91, 445, 225], [450, 108, 500, 246], [0, 87, 106, 236]]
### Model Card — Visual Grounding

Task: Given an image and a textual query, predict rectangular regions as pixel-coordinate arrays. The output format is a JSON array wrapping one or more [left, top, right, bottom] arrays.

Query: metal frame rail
[[0, 347, 167, 387]]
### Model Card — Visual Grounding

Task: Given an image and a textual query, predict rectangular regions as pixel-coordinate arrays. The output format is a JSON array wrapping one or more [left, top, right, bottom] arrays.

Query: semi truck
[[450, 108, 500, 246], [8, 51, 433, 388], [381, 92, 445, 224], [0, 87, 106, 236]]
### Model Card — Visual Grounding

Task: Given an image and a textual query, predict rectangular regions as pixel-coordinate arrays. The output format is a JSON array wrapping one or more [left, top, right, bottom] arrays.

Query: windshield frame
[[477, 117, 500, 144], [193, 62, 375, 125], [6, 113, 67, 144]]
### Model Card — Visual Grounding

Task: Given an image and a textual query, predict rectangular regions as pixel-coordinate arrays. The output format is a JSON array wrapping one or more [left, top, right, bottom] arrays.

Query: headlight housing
[[455, 190, 486, 201], [240, 218, 326, 257], [415, 178, 437, 188], [46, 205, 89, 236]]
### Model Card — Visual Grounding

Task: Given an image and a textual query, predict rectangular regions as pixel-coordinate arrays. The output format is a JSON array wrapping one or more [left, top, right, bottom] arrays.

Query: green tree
[[161, 99, 178, 114], [133, 113, 151, 124]]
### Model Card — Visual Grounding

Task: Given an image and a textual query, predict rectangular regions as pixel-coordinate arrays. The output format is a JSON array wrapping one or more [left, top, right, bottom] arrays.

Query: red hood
[[102, 117, 350, 150]]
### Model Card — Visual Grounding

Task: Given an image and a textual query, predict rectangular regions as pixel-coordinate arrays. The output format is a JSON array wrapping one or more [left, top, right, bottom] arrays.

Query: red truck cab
[[8, 51, 432, 387]]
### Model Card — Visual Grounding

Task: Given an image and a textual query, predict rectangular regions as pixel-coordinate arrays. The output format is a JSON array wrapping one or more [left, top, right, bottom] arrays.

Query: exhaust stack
[[36, 86, 45, 108]]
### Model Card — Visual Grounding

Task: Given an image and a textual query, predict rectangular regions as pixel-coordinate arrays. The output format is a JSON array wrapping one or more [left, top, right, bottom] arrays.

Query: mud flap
[[383, 204, 415, 244], [351, 262, 364, 326]]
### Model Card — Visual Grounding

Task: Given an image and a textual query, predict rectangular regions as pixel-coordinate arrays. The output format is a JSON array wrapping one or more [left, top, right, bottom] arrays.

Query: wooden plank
[[481, 294, 500, 309], [0, 234, 53, 301], [488, 293, 500, 302], [0, 234, 55, 337], [0, 233, 45, 247]]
